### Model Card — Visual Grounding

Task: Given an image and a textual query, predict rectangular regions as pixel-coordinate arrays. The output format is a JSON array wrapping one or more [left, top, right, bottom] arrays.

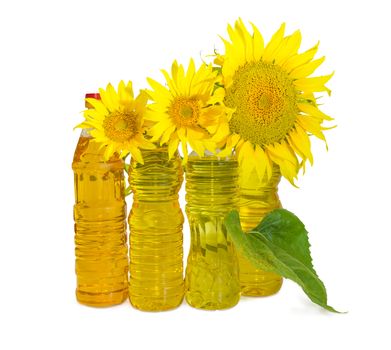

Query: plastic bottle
[[72, 93, 128, 307], [185, 151, 240, 310], [128, 146, 184, 311], [238, 165, 283, 296]]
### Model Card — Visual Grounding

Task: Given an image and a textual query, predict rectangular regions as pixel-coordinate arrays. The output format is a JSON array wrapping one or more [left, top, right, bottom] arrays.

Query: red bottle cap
[[85, 93, 101, 100], [85, 93, 101, 108]]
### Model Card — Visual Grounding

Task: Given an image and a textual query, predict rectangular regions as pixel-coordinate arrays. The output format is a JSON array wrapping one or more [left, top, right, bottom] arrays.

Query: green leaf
[[224, 209, 341, 313]]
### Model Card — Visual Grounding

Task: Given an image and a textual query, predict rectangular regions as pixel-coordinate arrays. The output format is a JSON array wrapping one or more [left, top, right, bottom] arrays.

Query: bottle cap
[[85, 93, 101, 108], [85, 93, 101, 100]]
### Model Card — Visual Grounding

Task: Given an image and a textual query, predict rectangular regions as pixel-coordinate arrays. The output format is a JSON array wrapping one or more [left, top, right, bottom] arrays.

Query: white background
[[1, 0, 390, 349]]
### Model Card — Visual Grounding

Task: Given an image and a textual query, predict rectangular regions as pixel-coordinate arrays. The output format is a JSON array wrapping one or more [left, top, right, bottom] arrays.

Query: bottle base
[[185, 292, 240, 310], [240, 277, 283, 297], [129, 296, 183, 312], [76, 289, 128, 307]]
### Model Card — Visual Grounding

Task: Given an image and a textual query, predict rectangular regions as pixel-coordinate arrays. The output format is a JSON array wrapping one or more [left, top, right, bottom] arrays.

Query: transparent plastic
[[72, 130, 128, 306], [238, 164, 283, 296], [185, 151, 240, 310], [128, 146, 184, 311]]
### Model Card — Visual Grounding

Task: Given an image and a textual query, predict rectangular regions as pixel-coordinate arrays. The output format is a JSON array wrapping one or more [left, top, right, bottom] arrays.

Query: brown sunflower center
[[168, 97, 200, 127], [225, 61, 298, 146], [103, 111, 139, 142]]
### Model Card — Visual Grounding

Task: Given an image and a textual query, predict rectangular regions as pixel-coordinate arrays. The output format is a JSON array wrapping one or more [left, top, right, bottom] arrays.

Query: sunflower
[[217, 19, 334, 185], [76, 81, 154, 162], [145, 59, 231, 162]]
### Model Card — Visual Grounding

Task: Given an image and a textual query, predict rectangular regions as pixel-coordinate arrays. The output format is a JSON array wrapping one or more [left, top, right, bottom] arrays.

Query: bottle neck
[[81, 128, 92, 138], [185, 149, 238, 215], [130, 146, 183, 202]]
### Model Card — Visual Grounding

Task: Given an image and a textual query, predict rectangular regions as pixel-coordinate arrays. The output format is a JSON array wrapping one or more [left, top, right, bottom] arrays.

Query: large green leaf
[[225, 209, 340, 312]]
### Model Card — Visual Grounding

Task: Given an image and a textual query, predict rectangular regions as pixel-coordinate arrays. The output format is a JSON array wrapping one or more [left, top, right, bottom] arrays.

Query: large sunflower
[[217, 19, 334, 185], [145, 59, 231, 162], [76, 81, 154, 162]]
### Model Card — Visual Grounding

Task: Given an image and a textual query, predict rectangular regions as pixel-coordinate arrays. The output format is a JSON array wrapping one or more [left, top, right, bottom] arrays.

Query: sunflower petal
[[290, 56, 325, 79], [294, 72, 334, 95], [298, 103, 333, 121], [282, 41, 319, 72], [263, 23, 286, 62], [250, 22, 264, 61], [168, 135, 180, 159]]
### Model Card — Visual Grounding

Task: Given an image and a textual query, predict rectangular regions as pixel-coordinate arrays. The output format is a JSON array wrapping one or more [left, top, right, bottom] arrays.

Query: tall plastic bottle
[[72, 93, 128, 306], [238, 165, 283, 296], [128, 146, 184, 311], [185, 151, 240, 310]]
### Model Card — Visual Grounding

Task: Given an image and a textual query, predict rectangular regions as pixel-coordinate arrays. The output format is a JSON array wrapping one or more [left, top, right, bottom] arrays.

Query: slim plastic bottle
[[185, 151, 240, 310], [72, 93, 128, 307], [128, 146, 184, 311], [238, 164, 283, 296]]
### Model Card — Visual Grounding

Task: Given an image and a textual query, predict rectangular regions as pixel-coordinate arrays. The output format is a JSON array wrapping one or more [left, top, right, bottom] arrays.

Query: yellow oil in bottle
[[128, 146, 184, 311], [185, 151, 240, 310], [238, 164, 283, 296], [72, 130, 128, 306]]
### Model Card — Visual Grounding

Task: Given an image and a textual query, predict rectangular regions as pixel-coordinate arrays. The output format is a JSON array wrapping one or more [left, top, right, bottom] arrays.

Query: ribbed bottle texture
[[185, 152, 240, 310], [128, 146, 184, 311], [238, 164, 283, 296], [72, 130, 128, 306]]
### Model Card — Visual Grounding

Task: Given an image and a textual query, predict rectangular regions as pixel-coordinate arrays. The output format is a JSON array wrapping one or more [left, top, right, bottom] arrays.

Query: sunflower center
[[103, 111, 139, 142], [169, 97, 200, 127], [225, 61, 298, 146]]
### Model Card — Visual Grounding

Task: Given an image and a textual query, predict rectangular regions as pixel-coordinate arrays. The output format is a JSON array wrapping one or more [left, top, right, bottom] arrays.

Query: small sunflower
[[145, 59, 231, 162], [217, 19, 334, 185], [76, 81, 154, 162]]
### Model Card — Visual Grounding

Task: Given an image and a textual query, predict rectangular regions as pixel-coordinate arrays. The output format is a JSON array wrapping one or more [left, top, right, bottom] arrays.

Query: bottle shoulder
[[72, 135, 123, 171]]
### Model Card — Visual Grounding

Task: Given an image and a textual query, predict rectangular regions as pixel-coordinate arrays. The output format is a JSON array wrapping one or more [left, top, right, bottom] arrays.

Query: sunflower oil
[[238, 164, 283, 296], [72, 128, 128, 307], [185, 151, 240, 310], [128, 146, 184, 311]]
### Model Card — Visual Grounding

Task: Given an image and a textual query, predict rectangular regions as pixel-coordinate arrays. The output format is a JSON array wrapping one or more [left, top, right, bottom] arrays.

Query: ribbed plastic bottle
[[185, 151, 240, 310], [238, 164, 283, 296], [72, 93, 128, 307], [128, 146, 184, 311]]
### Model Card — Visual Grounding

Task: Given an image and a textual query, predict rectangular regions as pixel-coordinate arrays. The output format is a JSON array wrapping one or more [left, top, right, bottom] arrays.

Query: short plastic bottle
[[238, 165, 283, 296], [185, 151, 240, 310], [72, 93, 128, 307], [128, 145, 184, 311]]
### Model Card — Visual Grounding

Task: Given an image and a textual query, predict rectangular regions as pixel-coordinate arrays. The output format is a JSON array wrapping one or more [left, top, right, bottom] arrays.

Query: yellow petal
[[239, 155, 256, 184], [263, 23, 286, 62], [181, 139, 189, 163], [238, 141, 254, 165], [188, 138, 205, 158], [160, 124, 176, 145], [254, 145, 267, 182], [147, 77, 172, 101], [294, 72, 334, 95], [168, 135, 180, 159], [134, 134, 155, 150], [250, 22, 264, 61], [187, 127, 205, 141], [129, 145, 144, 165], [288, 125, 313, 165], [274, 30, 302, 66], [283, 41, 319, 72], [103, 143, 115, 161], [227, 23, 246, 67], [298, 103, 333, 121], [235, 18, 253, 62], [85, 98, 108, 116], [297, 115, 327, 144], [290, 56, 325, 79]]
